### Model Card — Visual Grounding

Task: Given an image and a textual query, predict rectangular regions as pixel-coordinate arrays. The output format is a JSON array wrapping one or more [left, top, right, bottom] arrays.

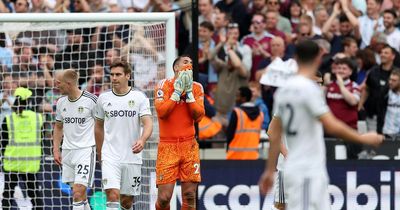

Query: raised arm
[[322, 2, 341, 41], [155, 80, 178, 119]]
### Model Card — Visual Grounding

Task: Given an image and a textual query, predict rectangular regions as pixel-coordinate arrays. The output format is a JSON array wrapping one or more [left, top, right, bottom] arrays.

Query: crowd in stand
[[1, 0, 400, 159]]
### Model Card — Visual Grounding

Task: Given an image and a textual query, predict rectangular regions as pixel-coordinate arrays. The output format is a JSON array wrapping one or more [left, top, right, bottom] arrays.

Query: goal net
[[0, 13, 175, 210]]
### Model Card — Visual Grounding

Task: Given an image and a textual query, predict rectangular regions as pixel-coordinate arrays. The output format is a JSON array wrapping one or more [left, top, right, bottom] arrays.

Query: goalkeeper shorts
[[155, 138, 201, 185]]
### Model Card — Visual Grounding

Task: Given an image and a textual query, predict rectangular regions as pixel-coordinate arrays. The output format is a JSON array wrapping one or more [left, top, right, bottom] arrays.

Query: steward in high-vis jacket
[[226, 87, 263, 160]]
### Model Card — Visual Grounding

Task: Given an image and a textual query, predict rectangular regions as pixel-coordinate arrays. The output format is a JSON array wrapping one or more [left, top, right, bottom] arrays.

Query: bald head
[[271, 36, 285, 57]]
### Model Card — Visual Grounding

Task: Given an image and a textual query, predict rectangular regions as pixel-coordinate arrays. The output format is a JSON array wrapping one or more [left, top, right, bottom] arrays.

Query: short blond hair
[[63, 69, 79, 84]]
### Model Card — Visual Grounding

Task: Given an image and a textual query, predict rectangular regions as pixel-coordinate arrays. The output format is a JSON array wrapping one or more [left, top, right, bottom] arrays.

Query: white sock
[[121, 207, 132, 210], [72, 201, 86, 210], [84, 200, 91, 210], [106, 202, 120, 210]]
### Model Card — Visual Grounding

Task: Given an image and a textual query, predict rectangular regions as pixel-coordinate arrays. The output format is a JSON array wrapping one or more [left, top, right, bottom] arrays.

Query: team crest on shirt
[[128, 100, 135, 108], [157, 90, 164, 99], [63, 108, 67, 112], [78, 106, 84, 113], [158, 175, 163, 181]]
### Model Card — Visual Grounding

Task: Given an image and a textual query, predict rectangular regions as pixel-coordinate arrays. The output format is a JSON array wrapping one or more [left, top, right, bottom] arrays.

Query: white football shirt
[[95, 88, 152, 164], [56, 91, 97, 150], [273, 75, 329, 173]]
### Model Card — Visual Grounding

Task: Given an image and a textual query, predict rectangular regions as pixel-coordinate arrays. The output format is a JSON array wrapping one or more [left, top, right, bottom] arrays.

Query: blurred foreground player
[[154, 55, 205, 210], [258, 40, 383, 210]]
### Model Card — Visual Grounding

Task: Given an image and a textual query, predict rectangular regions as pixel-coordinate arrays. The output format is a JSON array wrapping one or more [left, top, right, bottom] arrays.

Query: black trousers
[[2, 172, 43, 210]]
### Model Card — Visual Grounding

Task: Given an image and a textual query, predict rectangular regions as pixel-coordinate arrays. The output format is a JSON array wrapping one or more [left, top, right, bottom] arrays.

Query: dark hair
[[381, 44, 397, 55], [200, 21, 215, 32], [339, 14, 349, 23], [356, 49, 376, 70], [173, 55, 191, 69], [13, 96, 29, 115], [110, 61, 131, 75], [383, 8, 397, 19], [238, 86, 252, 102], [294, 40, 320, 64], [372, 0, 383, 5], [334, 57, 356, 72]]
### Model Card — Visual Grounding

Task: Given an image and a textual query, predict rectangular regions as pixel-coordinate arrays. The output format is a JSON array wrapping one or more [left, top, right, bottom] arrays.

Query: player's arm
[[154, 81, 178, 119], [132, 115, 153, 153], [95, 119, 104, 161], [187, 84, 205, 123], [320, 112, 383, 146], [53, 121, 63, 165], [259, 116, 282, 195]]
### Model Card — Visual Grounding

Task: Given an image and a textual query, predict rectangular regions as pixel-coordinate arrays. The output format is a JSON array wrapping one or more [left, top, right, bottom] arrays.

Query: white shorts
[[284, 170, 331, 210], [273, 170, 288, 204], [62, 146, 96, 187], [102, 160, 142, 196]]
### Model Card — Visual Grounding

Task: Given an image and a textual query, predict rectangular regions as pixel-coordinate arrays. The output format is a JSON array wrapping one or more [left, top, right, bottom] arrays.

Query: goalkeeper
[[154, 55, 205, 210]]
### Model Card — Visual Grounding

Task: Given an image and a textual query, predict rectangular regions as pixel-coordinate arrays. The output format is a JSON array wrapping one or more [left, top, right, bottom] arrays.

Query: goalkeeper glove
[[171, 72, 185, 102], [183, 70, 195, 103]]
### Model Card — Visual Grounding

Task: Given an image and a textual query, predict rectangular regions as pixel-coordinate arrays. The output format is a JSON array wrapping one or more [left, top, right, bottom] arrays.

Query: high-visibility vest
[[226, 108, 263, 160], [199, 116, 222, 140], [3, 110, 43, 173]]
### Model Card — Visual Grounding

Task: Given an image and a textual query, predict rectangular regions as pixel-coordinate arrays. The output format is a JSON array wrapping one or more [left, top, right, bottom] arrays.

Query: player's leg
[[25, 173, 44, 210], [2, 172, 18, 209], [155, 142, 180, 210], [102, 160, 122, 210], [179, 139, 201, 210], [156, 183, 175, 210], [72, 147, 96, 210], [120, 163, 142, 210], [180, 182, 198, 210]]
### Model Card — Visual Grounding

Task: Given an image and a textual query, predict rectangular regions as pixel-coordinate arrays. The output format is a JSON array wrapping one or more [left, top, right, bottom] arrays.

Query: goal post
[[0, 13, 175, 210]]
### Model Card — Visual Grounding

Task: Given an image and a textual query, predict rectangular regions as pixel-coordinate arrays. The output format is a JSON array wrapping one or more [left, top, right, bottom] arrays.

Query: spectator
[[104, 48, 121, 75], [380, 70, 400, 137], [54, 29, 96, 85], [37, 47, 56, 88], [349, 0, 385, 49], [326, 58, 362, 159], [198, 0, 215, 24], [255, 36, 286, 117], [198, 21, 218, 91], [266, 0, 292, 35], [368, 31, 388, 64], [342, 37, 359, 58], [0, 74, 17, 124], [226, 86, 263, 160], [30, 0, 55, 12], [211, 22, 251, 126], [241, 13, 274, 81], [0, 32, 13, 69], [215, 0, 251, 38], [1, 87, 44, 210], [265, 10, 286, 41], [360, 44, 398, 132], [72, 0, 91, 12], [383, 9, 400, 52], [393, 0, 400, 25], [355, 48, 377, 84], [212, 10, 231, 44], [12, 0, 30, 13], [288, 0, 303, 32], [250, 0, 267, 15], [313, 5, 329, 36], [81, 63, 110, 96], [249, 82, 270, 130]]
